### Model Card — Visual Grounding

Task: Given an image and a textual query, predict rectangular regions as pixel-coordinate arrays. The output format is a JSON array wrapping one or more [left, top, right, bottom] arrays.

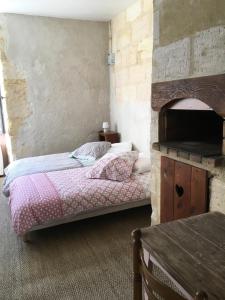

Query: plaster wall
[[0, 14, 109, 159], [110, 0, 153, 155], [151, 0, 225, 224]]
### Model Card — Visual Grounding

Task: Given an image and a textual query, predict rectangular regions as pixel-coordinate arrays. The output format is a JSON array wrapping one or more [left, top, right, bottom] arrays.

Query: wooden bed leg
[[22, 233, 31, 243], [132, 229, 142, 300]]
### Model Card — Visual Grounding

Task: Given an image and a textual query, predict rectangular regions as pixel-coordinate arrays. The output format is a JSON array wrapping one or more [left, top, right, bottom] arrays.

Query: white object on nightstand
[[102, 122, 110, 133]]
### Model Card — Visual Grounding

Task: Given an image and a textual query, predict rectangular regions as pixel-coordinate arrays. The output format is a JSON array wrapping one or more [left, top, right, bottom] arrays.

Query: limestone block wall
[[110, 0, 153, 155], [151, 0, 225, 225], [0, 14, 109, 159]]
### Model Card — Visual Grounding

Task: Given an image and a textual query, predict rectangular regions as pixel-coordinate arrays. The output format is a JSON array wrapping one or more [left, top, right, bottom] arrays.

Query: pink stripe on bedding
[[9, 173, 63, 235]]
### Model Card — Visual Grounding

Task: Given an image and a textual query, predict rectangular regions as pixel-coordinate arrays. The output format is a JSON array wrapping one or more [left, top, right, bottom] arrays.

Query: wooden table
[[134, 212, 225, 299]]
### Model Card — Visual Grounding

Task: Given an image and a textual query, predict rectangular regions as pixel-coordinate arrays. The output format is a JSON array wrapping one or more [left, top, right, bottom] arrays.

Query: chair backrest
[[139, 248, 186, 300], [132, 229, 208, 300]]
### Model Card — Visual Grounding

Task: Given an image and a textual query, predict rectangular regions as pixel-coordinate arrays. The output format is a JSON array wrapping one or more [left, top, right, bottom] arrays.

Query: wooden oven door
[[161, 157, 208, 223]]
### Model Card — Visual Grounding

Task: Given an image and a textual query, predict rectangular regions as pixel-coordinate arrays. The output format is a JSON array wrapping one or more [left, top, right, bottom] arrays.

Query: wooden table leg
[[132, 229, 142, 300]]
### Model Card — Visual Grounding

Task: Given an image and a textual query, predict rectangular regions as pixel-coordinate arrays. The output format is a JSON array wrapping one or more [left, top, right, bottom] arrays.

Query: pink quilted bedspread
[[9, 167, 148, 235]]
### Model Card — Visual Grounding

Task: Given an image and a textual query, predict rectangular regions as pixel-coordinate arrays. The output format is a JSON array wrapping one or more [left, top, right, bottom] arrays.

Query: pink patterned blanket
[[9, 167, 150, 235]]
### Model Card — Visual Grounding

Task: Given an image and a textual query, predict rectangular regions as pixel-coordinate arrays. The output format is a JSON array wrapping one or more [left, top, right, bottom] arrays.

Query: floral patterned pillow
[[71, 142, 111, 161], [86, 151, 138, 181]]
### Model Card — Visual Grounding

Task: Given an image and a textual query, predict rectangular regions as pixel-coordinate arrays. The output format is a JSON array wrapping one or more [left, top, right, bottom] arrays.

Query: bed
[[5, 144, 151, 239], [3, 152, 95, 197], [9, 167, 151, 238], [3, 141, 131, 196]]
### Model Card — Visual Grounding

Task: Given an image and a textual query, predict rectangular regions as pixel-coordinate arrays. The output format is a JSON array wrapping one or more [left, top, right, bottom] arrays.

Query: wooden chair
[[132, 229, 208, 300]]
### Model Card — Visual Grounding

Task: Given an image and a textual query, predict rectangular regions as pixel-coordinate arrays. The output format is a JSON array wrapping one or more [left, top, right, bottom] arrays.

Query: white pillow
[[133, 153, 151, 174], [107, 142, 132, 154]]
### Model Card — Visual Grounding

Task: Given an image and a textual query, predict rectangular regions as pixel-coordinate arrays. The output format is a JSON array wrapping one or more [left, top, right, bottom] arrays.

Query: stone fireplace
[[150, 74, 225, 225]]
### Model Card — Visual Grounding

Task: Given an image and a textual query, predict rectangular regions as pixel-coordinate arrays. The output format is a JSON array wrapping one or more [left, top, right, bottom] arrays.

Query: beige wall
[[0, 14, 109, 159], [151, 0, 225, 224], [110, 0, 153, 155]]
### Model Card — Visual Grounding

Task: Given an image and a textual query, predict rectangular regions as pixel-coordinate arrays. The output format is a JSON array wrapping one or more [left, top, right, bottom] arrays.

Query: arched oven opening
[[158, 98, 223, 157], [152, 74, 225, 166]]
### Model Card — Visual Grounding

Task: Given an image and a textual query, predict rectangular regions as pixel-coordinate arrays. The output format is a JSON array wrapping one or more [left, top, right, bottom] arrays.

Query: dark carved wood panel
[[161, 157, 208, 223], [190, 167, 208, 216], [160, 157, 175, 223], [173, 161, 191, 220], [152, 74, 225, 117]]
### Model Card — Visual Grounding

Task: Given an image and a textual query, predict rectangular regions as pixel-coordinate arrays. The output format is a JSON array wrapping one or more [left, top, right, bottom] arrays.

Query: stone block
[[138, 37, 153, 63], [210, 178, 225, 214], [150, 151, 161, 225], [115, 87, 123, 102], [140, 50, 152, 63], [119, 48, 131, 67], [111, 12, 126, 33], [153, 9, 160, 47], [138, 37, 152, 52], [115, 68, 129, 88], [152, 37, 191, 82], [115, 52, 137, 72], [116, 29, 131, 50], [142, 0, 152, 13], [150, 111, 159, 143], [145, 62, 152, 81], [129, 64, 146, 84], [132, 14, 151, 42], [126, 2, 142, 22], [157, 0, 225, 47], [122, 85, 137, 102], [126, 46, 138, 66], [114, 51, 122, 67], [136, 82, 151, 102], [115, 85, 137, 103], [192, 26, 225, 76]]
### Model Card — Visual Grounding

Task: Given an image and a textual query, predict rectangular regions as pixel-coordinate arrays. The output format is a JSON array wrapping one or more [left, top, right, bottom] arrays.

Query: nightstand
[[98, 131, 120, 143]]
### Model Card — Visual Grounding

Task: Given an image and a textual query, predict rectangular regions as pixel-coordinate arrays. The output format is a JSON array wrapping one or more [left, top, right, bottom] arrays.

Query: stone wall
[[110, 0, 153, 155], [151, 0, 225, 224], [0, 14, 109, 159]]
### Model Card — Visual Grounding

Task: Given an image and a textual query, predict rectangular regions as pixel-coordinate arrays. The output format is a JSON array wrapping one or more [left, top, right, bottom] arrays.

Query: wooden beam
[[152, 74, 225, 117]]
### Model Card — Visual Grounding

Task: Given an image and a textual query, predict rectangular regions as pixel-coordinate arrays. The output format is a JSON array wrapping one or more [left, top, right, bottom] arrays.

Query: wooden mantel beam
[[152, 74, 225, 117]]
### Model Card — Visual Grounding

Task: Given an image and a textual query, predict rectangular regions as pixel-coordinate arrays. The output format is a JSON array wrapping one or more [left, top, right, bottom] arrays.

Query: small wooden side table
[[98, 131, 120, 144]]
